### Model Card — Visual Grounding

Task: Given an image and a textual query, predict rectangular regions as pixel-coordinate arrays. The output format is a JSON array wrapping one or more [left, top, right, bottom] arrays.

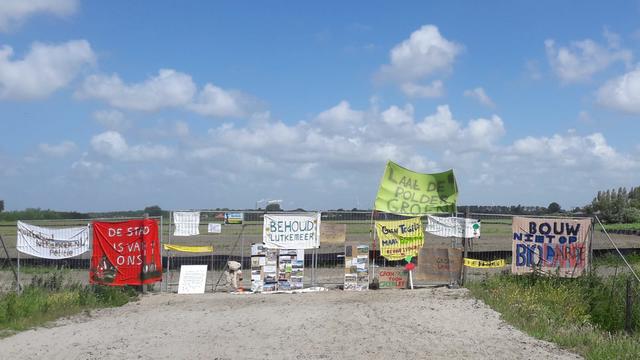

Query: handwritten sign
[[378, 268, 407, 289]]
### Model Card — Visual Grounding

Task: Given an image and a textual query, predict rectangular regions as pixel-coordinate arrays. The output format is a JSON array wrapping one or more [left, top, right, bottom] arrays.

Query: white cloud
[[79, 69, 196, 111], [545, 34, 632, 83], [464, 87, 495, 107], [314, 100, 364, 134], [0, 0, 77, 32], [175, 121, 190, 137], [90, 130, 174, 161], [401, 80, 443, 98], [93, 109, 131, 131], [416, 105, 460, 142], [381, 104, 414, 126], [596, 67, 640, 113], [0, 40, 95, 99], [39, 141, 76, 157], [79, 68, 253, 117], [378, 25, 462, 82], [188, 84, 246, 117], [292, 162, 318, 179]]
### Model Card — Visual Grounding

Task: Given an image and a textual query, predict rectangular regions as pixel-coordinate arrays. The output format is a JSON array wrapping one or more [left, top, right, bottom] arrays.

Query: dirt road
[[0, 287, 580, 359]]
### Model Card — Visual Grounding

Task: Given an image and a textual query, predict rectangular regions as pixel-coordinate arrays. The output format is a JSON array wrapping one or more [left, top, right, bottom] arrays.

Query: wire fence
[[1, 211, 640, 294]]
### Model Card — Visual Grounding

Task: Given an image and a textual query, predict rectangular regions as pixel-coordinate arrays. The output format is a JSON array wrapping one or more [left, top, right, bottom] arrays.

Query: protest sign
[[263, 213, 320, 249], [207, 223, 222, 233], [163, 244, 213, 253], [464, 258, 505, 268], [512, 217, 592, 277], [178, 265, 208, 294], [424, 215, 480, 238], [374, 161, 458, 215], [224, 212, 244, 224], [173, 211, 200, 236], [416, 247, 462, 282], [17, 221, 89, 259], [376, 217, 424, 260], [90, 219, 162, 286], [378, 268, 407, 289]]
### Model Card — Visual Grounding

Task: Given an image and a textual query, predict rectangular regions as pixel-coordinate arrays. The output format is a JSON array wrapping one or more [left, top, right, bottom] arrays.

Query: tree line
[[586, 186, 640, 224]]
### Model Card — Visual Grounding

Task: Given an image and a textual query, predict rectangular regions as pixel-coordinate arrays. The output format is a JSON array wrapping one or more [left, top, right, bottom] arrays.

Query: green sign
[[374, 161, 458, 215]]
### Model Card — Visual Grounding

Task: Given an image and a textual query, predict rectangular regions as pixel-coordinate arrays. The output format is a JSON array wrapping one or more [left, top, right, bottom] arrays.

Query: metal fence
[[2, 211, 640, 294]]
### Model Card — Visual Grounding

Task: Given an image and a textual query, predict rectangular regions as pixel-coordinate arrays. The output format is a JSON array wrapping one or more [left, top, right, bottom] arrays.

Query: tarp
[[263, 213, 321, 249], [512, 217, 592, 277], [424, 215, 480, 238], [173, 211, 200, 236], [163, 244, 213, 253], [90, 219, 162, 286], [16, 221, 89, 259], [375, 217, 424, 260], [374, 161, 458, 215]]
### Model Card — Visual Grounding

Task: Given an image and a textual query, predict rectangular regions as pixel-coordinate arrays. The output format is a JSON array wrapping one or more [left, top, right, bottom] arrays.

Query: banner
[[375, 217, 424, 260], [90, 219, 162, 286], [464, 258, 505, 268], [163, 244, 213, 253], [424, 215, 480, 238], [512, 217, 591, 277], [416, 247, 463, 282], [374, 161, 458, 215], [173, 211, 200, 236], [263, 213, 321, 249], [16, 221, 89, 259]]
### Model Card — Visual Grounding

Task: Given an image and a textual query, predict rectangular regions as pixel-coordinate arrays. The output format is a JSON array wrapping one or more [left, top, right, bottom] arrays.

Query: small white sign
[[178, 265, 208, 294], [208, 223, 222, 233]]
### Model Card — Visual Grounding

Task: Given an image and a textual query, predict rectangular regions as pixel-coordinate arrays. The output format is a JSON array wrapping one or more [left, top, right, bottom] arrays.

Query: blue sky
[[1, 1, 640, 211]]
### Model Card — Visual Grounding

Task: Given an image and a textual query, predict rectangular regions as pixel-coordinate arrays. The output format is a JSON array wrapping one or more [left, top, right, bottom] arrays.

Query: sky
[[1, 1, 640, 212]]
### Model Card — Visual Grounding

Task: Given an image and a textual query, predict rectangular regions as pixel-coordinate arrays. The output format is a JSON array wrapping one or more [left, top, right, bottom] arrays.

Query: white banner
[[17, 221, 89, 259], [263, 213, 321, 249], [173, 211, 200, 236], [424, 215, 480, 238]]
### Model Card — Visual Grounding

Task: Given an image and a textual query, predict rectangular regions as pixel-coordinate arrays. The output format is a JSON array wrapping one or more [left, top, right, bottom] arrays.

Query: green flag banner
[[374, 161, 458, 215]]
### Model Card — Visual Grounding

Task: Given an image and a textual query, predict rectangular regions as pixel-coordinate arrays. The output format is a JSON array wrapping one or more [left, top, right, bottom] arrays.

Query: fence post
[[461, 208, 469, 286], [626, 277, 634, 333]]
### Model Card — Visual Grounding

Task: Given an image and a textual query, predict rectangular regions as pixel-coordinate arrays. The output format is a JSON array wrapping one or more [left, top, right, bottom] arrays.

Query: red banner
[[90, 219, 162, 286]]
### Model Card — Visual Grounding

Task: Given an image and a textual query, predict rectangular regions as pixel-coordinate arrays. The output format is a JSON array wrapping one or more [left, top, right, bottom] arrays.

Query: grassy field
[[0, 272, 137, 337], [603, 223, 640, 231], [468, 273, 640, 359]]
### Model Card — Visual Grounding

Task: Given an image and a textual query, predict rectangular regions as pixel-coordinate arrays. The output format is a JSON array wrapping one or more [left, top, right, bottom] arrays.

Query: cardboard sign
[[320, 222, 347, 245], [178, 265, 208, 294], [415, 247, 462, 283], [378, 268, 407, 289]]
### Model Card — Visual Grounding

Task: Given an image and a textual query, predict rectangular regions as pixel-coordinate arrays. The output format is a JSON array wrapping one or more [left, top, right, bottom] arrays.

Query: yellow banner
[[163, 244, 213, 253], [463, 258, 505, 268], [376, 217, 424, 260]]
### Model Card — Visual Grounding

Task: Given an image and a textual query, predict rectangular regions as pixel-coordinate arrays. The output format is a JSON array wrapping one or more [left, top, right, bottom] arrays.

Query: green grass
[[0, 272, 138, 337], [603, 223, 640, 231], [593, 253, 640, 267], [468, 273, 640, 359]]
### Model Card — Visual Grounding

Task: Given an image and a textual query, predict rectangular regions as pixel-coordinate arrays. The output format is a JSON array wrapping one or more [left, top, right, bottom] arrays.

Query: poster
[[378, 268, 407, 289], [512, 217, 592, 277], [177, 265, 208, 294], [16, 221, 89, 259], [263, 213, 321, 249], [224, 212, 244, 224], [374, 160, 458, 215], [278, 249, 304, 290], [90, 219, 162, 286], [173, 211, 200, 236], [415, 247, 463, 283], [344, 244, 369, 291], [376, 217, 424, 260], [207, 223, 222, 233], [424, 215, 481, 238], [320, 222, 347, 245], [163, 244, 213, 253]]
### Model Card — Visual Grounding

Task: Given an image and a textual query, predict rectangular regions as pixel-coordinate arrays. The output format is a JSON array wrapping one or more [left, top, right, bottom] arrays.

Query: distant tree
[[547, 202, 561, 214], [0, 200, 3, 212], [143, 205, 163, 217], [265, 203, 282, 212]]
